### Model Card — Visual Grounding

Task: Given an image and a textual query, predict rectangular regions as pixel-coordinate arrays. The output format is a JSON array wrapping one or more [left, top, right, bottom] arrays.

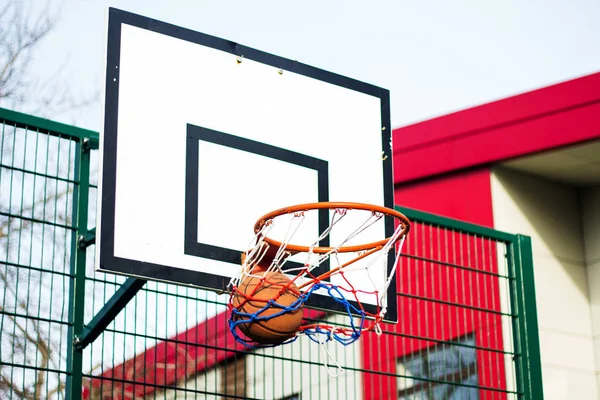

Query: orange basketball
[[232, 271, 303, 344]]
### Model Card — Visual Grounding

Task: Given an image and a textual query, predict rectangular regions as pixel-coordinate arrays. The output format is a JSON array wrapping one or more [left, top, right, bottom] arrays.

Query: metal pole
[[66, 138, 92, 400], [516, 235, 544, 400]]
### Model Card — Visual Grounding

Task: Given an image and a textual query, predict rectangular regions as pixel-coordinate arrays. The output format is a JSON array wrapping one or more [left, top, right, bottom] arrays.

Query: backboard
[[97, 9, 397, 321]]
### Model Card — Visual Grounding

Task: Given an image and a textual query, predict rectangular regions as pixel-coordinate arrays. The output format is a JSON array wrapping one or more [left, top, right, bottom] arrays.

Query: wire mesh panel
[[81, 299, 365, 400], [81, 280, 231, 399], [362, 211, 520, 400], [0, 108, 542, 400], [0, 111, 80, 398]]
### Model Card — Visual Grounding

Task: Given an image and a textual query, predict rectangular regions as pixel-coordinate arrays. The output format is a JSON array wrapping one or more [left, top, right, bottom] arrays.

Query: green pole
[[77, 277, 146, 349], [506, 242, 527, 397], [516, 235, 544, 399], [66, 138, 92, 399]]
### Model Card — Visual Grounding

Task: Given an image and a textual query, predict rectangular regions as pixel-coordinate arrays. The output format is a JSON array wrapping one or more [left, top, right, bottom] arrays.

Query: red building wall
[[364, 71, 600, 399], [362, 168, 503, 399]]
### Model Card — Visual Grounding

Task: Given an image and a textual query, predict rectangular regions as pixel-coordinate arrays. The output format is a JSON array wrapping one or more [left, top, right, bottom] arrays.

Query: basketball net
[[227, 203, 410, 373]]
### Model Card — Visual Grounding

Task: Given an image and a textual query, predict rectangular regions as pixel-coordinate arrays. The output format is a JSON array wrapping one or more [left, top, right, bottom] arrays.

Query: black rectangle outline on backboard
[[98, 7, 397, 322], [184, 123, 330, 279]]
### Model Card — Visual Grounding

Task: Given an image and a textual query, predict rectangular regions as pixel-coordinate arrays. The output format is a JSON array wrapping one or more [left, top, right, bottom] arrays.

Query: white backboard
[[97, 8, 396, 320]]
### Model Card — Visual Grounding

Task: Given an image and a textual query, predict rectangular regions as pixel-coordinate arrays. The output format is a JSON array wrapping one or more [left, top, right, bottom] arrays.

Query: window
[[397, 335, 479, 399]]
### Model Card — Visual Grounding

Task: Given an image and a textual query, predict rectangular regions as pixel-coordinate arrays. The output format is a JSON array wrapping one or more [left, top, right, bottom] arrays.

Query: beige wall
[[492, 168, 598, 399], [153, 367, 222, 399], [246, 314, 363, 400], [581, 186, 600, 397]]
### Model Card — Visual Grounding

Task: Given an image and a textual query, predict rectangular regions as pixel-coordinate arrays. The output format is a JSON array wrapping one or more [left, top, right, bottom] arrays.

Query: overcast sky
[[23, 0, 600, 131]]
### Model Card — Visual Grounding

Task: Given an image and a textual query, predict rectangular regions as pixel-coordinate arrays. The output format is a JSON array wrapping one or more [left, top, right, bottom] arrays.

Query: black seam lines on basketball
[[237, 305, 299, 336], [254, 324, 295, 337], [235, 274, 301, 335], [241, 311, 298, 336]]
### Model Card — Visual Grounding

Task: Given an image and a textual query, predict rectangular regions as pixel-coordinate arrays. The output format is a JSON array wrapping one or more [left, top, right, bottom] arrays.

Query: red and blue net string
[[228, 274, 382, 348]]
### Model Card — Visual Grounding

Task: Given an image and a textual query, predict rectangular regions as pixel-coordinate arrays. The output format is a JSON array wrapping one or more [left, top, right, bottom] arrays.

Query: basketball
[[232, 271, 304, 344]]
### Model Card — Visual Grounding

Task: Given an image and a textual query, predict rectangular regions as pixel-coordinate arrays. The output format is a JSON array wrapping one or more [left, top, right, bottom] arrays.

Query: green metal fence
[[0, 107, 543, 400]]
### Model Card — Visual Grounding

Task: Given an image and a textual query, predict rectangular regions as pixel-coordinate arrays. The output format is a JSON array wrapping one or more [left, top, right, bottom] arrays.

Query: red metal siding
[[362, 168, 501, 399], [366, 71, 600, 399], [393, 72, 600, 183]]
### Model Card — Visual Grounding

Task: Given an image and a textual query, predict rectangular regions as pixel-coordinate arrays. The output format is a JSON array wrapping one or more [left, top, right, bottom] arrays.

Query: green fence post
[[77, 277, 146, 349], [506, 242, 527, 398], [515, 235, 544, 400], [66, 138, 93, 400]]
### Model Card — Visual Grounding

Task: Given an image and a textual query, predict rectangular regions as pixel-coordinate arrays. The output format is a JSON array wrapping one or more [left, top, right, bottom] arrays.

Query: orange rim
[[253, 202, 411, 254]]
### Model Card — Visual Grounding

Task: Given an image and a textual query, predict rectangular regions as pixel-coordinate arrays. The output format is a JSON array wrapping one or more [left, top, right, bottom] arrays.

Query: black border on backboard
[[184, 123, 330, 273], [98, 8, 396, 321]]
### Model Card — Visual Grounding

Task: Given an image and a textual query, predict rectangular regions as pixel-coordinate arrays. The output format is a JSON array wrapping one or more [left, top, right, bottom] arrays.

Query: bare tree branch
[[0, 305, 52, 400], [46, 381, 66, 400], [0, 186, 72, 239], [2, 373, 34, 400], [0, 0, 97, 118], [0, 1, 99, 397], [0, 0, 54, 99]]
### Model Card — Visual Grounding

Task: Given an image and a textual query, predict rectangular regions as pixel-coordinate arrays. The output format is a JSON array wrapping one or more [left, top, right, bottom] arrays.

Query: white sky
[[26, 0, 600, 131]]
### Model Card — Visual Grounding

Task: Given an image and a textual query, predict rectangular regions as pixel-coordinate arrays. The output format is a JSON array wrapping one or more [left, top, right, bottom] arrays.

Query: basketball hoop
[[255, 202, 411, 254], [227, 202, 410, 352]]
